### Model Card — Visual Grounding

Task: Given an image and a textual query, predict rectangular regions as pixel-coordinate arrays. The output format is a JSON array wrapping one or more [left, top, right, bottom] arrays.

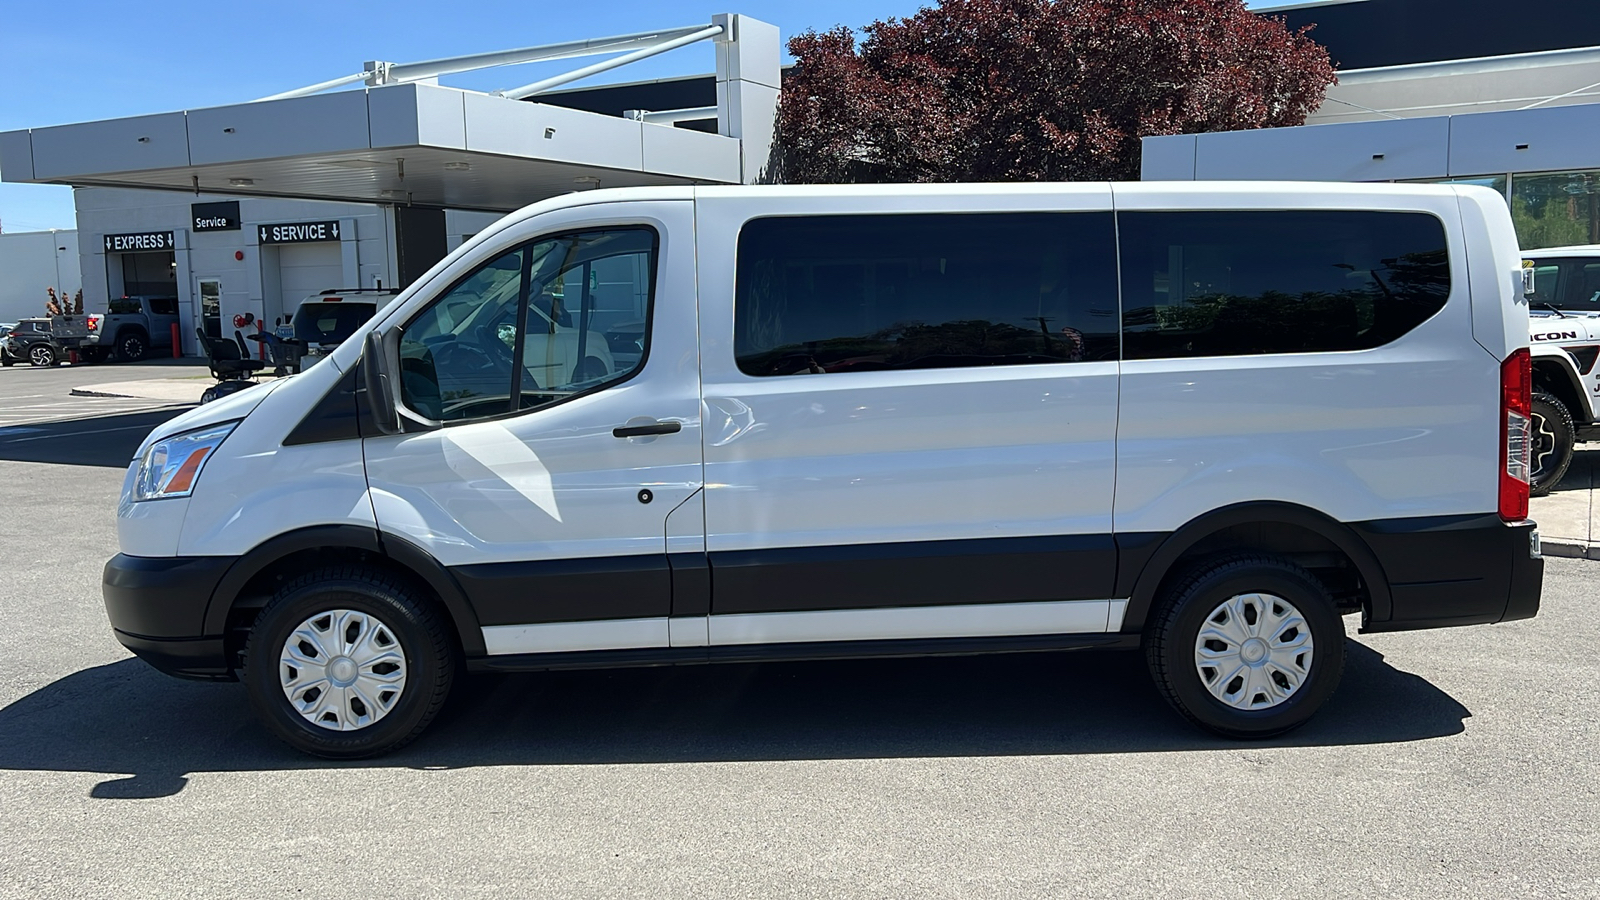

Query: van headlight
[[133, 422, 238, 501]]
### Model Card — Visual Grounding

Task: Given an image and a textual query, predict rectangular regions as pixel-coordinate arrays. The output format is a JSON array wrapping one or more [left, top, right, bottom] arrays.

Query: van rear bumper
[[103, 553, 236, 680], [1356, 516, 1542, 633]]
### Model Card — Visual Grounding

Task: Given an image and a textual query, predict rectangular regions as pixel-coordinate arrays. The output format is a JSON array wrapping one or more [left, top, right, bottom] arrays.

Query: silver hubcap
[[29, 347, 49, 365], [1193, 593, 1314, 710], [279, 609, 407, 731]]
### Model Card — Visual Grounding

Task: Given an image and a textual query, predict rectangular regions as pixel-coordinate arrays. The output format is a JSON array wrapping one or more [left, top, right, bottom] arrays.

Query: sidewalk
[[1530, 448, 1600, 559], [71, 374, 226, 404]]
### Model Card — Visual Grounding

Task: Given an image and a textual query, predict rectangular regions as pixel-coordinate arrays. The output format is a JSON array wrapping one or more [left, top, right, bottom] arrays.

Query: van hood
[[134, 378, 288, 459]]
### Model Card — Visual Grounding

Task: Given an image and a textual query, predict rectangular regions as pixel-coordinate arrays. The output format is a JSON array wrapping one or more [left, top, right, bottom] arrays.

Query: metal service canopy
[[0, 15, 779, 212]]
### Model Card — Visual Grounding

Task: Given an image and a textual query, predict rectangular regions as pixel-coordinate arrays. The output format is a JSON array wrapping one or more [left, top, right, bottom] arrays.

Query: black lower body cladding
[[1354, 516, 1542, 632], [102, 554, 234, 679], [102, 512, 1541, 682]]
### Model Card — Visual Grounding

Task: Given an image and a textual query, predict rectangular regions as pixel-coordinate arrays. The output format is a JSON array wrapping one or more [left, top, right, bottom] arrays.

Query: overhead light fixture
[[319, 158, 383, 169], [229, 177, 255, 186], [444, 162, 471, 171]]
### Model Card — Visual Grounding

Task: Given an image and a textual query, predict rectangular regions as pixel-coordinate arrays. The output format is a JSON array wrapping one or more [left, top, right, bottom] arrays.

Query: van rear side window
[[1119, 211, 1451, 360], [734, 213, 1119, 376]]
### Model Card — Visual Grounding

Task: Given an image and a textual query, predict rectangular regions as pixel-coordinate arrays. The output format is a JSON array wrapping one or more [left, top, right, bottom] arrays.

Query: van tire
[[1145, 554, 1345, 740], [1530, 390, 1575, 496], [241, 565, 458, 759]]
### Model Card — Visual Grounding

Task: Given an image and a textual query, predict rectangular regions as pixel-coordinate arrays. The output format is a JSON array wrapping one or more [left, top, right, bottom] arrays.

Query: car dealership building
[[0, 15, 778, 355], [1142, 0, 1600, 251]]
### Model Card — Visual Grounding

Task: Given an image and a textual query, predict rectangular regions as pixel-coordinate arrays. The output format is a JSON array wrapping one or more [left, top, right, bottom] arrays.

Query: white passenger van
[[103, 183, 1543, 758]]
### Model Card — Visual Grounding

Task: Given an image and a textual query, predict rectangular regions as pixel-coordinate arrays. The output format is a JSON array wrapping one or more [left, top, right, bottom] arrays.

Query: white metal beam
[[498, 25, 724, 100]]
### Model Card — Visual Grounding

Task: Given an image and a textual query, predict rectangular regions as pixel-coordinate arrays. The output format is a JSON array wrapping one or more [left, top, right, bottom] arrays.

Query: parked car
[[2, 316, 92, 367], [85, 295, 180, 362], [103, 182, 1542, 759], [287, 289, 396, 369], [1521, 245, 1600, 494]]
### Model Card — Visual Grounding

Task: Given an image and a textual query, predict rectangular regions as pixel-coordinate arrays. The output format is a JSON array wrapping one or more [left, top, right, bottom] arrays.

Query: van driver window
[[397, 227, 657, 423]]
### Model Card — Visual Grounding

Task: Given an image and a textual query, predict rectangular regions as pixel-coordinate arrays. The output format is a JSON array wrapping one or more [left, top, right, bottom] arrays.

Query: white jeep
[[1524, 245, 1600, 494]]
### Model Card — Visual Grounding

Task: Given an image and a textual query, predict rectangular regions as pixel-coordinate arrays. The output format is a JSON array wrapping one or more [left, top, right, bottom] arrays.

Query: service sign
[[257, 221, 341, 245], [104, 232, 175, 253], [192, 201, 241, 233]]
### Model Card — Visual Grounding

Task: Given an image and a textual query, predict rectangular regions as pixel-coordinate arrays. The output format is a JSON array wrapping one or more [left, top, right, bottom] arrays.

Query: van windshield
[[293, 302, 377, 346]]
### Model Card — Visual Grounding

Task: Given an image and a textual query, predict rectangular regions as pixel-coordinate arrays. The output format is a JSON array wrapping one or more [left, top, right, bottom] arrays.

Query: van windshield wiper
[[1534, 301, 1568, 319]]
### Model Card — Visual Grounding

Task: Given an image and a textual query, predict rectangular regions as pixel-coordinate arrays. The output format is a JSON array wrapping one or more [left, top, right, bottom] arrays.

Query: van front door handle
[[612, 420, 682, 438]]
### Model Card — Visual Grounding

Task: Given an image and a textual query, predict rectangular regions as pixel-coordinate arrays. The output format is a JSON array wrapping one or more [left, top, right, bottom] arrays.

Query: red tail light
[[1500, 347, 1532, 522]]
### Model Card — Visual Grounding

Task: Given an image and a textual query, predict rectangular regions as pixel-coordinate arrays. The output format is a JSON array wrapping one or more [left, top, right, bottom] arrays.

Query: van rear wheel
[[242, 566, 457, 758], [1145, 555, 1344, 739], [1530, 390, 1575, 496]]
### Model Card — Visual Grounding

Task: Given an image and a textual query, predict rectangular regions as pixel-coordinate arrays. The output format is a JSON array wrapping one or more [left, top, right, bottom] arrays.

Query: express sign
[[257, 221, 341, 245], [104, 232, 175, 252]]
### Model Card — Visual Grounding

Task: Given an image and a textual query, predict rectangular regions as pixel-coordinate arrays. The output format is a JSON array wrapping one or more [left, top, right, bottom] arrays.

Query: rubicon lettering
[[1533, 331, 1580, 341], [256, 220, 341, 245]]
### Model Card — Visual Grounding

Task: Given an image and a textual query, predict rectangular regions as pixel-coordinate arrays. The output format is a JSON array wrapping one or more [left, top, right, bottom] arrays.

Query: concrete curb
[[69, 379, 210, 403], [69, 387, 148, 400], [1539, 537, 1600, 560]]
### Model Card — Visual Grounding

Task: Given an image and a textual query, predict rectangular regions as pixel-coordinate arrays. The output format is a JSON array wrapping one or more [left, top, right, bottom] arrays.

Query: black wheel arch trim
[[1117, 501, 1392, 634], [1531, 356, 1589, 420], [201, 524, 487, 657]]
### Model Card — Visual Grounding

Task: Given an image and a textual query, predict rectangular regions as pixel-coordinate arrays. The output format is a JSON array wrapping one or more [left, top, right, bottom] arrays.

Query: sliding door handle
[[613, 420, 682, 438]]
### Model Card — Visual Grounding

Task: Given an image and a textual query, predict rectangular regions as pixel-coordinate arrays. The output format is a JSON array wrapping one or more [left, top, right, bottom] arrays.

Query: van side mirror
[[362, 329, 401, 435]]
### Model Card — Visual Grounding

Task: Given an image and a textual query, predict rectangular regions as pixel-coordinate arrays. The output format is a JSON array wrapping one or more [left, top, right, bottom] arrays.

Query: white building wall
[[444, 209, 506, 252], [74, 188, 394, 355], [1142, 101, 1600, 183], [0, 230, 80, 324]]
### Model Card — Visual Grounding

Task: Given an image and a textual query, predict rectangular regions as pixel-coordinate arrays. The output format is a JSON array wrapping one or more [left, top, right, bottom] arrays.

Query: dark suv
[[2, 319, 61, 367]]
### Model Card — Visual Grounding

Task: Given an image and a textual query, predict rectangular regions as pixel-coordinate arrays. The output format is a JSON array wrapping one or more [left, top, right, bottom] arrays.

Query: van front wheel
[[242, 566, 457, 758], [1145, 555, 1344, 739]]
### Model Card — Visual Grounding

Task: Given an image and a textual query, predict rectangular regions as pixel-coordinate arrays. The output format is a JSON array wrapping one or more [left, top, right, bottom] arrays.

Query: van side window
[[397, 227, 656, 423], [1119, 211, 1451, 360], [734, 213, 1118, 377]]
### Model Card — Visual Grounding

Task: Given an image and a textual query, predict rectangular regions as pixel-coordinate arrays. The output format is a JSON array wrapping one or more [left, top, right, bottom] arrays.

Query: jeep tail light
[[1500, 347, 1532, 522]]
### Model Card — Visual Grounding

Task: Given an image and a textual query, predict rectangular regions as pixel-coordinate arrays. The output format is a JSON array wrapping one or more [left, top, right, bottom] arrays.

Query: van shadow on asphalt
[[0, 640, 1468, 799], [0, 408, 191, 468]]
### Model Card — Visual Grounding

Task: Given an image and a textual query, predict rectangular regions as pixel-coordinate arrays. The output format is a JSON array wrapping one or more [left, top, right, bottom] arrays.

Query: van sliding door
[[694, 191, 1122, 647]]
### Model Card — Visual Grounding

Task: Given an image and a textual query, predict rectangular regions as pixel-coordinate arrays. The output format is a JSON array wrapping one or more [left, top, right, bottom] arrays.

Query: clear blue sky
[[0, 0, 1310, 233]]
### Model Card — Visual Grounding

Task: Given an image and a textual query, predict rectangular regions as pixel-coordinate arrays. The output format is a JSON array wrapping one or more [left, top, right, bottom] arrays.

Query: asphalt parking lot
[[0, 364, 1597, 899]]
